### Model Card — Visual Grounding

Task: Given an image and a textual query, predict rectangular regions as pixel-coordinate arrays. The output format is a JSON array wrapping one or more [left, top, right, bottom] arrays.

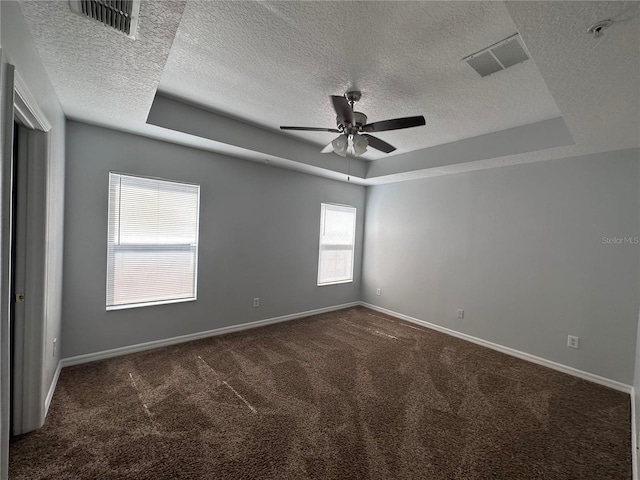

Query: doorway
[[10, 121, 28, 436], [1, 59, 55, 480], [3, 62, 53, 442]]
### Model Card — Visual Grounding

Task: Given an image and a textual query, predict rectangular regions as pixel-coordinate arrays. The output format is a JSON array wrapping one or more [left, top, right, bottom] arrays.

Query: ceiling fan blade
[[362, 134, 396, 154], [280, 126, 341, 133], [330, 95, 355, 126], [362, 115, 426, 133]]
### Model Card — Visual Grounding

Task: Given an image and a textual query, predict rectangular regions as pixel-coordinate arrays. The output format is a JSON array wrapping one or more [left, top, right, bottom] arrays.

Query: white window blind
[[318, 203, 356, 286], [106, 173, 200, 310]]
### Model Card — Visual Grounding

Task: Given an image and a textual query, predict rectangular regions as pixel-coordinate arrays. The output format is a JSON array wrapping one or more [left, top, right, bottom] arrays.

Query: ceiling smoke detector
[[69, 0, 141, 39], [586, 19, 613, 38]]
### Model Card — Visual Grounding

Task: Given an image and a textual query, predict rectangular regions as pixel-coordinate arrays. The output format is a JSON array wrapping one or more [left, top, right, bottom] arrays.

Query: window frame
[[317, 202, 357, 287], [105, 171, 201, 311]]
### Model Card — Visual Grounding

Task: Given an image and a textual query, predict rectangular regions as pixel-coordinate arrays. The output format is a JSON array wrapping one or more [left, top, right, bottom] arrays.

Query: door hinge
[[15, 293, 25, 303]]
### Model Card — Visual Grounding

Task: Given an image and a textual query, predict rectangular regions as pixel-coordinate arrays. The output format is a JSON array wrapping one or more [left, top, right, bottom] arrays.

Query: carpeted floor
[[9, 306, 631, 479]]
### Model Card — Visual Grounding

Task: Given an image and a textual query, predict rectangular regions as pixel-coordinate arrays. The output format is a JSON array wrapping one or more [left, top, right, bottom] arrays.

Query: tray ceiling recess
[[69, 0, 141, 38], [463, 33, 530, 77], [19, 1, 637, 184]]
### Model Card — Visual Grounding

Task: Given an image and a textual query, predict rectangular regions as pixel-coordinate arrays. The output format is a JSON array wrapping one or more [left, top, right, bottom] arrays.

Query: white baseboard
[[61, 302, 360, 368], [360, 302, 632, 394], [632, 386, 638, 480], [44, 361, 62, 418]]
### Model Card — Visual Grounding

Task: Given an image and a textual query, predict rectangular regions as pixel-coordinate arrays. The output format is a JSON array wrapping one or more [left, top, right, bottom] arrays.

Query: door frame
[[0, 55, 52, 480], [12, 71, 51, 435], [0, 48, 12, 480]]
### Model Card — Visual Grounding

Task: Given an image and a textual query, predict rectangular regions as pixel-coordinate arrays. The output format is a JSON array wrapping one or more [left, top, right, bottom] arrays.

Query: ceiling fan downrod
[[338, 91, 368, 136]]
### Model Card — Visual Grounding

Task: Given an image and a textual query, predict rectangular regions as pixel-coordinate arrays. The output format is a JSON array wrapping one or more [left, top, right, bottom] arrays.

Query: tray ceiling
[[158, 1, 561, 160], [18, 1, 639, 183]]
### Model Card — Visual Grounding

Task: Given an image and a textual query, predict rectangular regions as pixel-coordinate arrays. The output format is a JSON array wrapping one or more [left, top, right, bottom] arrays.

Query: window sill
[[107, 297, 196, 311], [317, 279, 353, 287]]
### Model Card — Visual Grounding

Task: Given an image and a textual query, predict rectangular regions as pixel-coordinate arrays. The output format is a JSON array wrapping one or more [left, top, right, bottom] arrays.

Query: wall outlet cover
[[567, 335, 579, 349]]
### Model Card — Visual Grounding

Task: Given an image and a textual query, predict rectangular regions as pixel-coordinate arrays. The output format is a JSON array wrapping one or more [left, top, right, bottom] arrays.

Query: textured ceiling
[[506, 1, 640, 153], [158, 1, 561, 159], [17, 0, 639, 183], [19, 0, 186, 130]]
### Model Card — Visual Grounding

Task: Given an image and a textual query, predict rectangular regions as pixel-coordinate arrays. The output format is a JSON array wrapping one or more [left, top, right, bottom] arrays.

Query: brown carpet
[[9, 307, 631, 479]]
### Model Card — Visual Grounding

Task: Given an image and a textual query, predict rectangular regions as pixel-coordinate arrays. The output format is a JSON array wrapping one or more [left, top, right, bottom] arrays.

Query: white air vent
[[69, 0, 141, 39], [463, 34, 530, 78]]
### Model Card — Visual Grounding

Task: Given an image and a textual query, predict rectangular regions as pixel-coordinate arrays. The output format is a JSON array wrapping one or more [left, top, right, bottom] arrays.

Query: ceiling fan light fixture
[[280, 90, 426, 156], [332, 134, 348, 157], [352, 134, 368, 156]]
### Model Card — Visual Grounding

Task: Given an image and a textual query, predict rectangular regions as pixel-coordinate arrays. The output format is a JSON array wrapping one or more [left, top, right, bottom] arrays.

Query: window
[[106, 173, 200, 310], [317, 203, 356, 286]]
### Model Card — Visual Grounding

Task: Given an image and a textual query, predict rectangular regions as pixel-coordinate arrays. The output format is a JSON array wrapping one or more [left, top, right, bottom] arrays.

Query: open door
[[8, 119, 49, 436], [0, 51, 16, 480], [10, 122, 29, 436], [0, 54, 53, 479], [10, 72, 51, 438]]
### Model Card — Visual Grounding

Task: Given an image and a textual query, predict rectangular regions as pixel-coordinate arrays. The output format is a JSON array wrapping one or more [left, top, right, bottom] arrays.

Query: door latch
[[15, 293, 25, 303]]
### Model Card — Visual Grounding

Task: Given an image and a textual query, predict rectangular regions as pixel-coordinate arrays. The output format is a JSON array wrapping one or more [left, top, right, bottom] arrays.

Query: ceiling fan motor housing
[[337, 111, 368, 133], [353, 112, 367, 127]]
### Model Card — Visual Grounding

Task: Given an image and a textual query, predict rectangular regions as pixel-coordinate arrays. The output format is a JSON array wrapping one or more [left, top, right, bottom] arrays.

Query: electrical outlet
[[253, 298, 259, 308], [567, 335, 579, 349], [376, 288, 381, 296], [457, 309, 464, 319], [53, 338, 57, 357]]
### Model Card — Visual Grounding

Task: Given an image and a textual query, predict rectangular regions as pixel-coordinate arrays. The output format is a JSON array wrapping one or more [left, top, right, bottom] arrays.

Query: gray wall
[[62, 121, 365, 358], [1, 0, 65, 416], [362, 149, 640, 385]]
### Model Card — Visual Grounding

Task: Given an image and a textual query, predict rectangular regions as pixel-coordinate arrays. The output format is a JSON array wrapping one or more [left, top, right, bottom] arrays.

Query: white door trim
[[10, 72, 51, 436], [13, 72, 51, 133], [0, 51, 15, 480]]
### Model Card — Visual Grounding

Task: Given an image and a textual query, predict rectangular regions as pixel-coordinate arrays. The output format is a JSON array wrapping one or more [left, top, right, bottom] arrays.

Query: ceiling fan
[[280, 91, 426, 157]]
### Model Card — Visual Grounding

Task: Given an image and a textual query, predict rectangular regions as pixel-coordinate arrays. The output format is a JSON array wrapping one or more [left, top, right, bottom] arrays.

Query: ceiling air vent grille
[[69, 0, 141, 39], [463, 34, 530, 78]]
